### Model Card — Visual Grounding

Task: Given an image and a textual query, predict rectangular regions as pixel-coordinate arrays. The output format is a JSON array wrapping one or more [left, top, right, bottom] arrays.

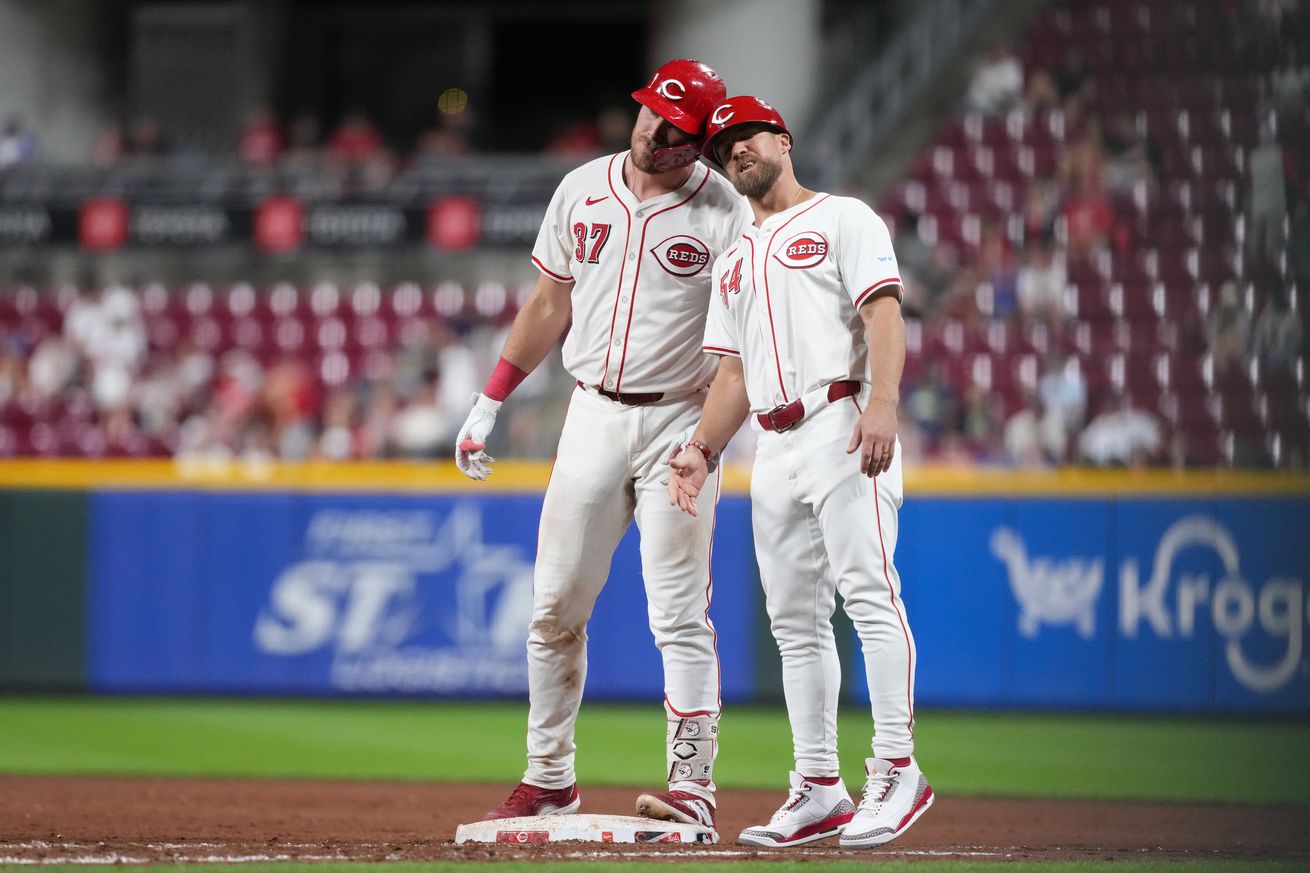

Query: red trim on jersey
[[854, 277, 904, 310], [532, 256, 572, 283], [601, 153, 633, 385], [533, 384, 582, 595], [664, 462, 723, 719], [703, 345, 740, 357], [613, 164, 710, 391], [758, 194, 831, 403], [707, 464, 723, 714], [854, 394, 916, 741]]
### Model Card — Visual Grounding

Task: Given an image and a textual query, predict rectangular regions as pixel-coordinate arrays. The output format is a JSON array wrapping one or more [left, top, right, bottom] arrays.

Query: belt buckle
[[765, 402, 798, 432]]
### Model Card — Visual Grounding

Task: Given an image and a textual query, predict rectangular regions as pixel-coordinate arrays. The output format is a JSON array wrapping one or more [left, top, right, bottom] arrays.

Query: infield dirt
[[2, 775, 1307, 864]]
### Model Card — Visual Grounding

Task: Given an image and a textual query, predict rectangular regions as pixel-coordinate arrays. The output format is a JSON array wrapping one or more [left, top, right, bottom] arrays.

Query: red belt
[[579, 381, 665, 406], [757, 380, 861, 432]]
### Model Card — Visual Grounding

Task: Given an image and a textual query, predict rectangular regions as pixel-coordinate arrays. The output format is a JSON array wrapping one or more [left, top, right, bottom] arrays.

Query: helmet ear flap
[[651, 140, 704, 172]]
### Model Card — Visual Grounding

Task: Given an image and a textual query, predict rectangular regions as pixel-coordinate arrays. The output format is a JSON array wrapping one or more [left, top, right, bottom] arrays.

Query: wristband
[[686, 439, 719, 473], [483, 357, 529, 401]]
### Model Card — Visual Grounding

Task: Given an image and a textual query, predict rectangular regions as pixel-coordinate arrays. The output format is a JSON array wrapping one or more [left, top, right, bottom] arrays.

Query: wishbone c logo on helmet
[[701, 95, 791, 168], [631, 59, 727, 171], [656, 79, 687, 101]]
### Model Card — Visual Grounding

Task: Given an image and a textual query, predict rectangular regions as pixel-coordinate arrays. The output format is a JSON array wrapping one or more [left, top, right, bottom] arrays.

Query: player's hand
[[455, 393, 502, 481], [846, 397, 897, 477], [668, 446, 709, 516]]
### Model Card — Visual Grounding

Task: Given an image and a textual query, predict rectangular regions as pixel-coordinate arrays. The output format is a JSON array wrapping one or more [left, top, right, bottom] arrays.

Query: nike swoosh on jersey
[[585, 196, 609, 206]]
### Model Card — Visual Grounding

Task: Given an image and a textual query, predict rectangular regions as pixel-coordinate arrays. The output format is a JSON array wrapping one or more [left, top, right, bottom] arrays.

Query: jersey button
[[621, 295, 629, 303], [613, 338, 622, 347], [628, 253, 636, 262]]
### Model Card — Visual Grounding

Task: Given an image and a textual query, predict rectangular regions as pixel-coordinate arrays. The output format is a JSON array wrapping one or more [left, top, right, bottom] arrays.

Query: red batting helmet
[[701, 96, 790, 167], [631, 59, 727, 136]]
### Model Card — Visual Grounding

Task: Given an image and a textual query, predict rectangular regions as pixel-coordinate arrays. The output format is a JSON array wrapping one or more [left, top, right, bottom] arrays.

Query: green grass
[[1, 697, 1308, 805], [32, 864, 1308, 873]]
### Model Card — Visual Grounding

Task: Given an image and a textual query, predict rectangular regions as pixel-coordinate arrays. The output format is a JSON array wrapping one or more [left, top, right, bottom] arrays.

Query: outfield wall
[[1, 461, 1307, 713]]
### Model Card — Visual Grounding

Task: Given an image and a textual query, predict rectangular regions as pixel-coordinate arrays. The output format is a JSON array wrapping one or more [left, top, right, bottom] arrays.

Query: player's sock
[[801, 774, 842, 785]]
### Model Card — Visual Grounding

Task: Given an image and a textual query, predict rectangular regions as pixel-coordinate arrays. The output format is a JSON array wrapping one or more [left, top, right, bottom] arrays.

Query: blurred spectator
[[965, 46, 1024, 115], [89, 119, 126, 165], [1053, 48, 1092, 112], [1022, 175, 1062, 244], [546, 118, 601, 158], [1099, 110, 1155, 193], [1247, 123, 1288, 262], [1023, 68, 1060, 115], [238, 105, 284, 167], [1037, 349, 1087, 438], [905, 361, 957, 448], [317, 387, 359, 460], [390, 366, 450, 458], [283, 110, 323, 168], [262, 356, 317, 458], [27, 335, 78, 401], [1016, 239, 1068, 326], [0, 115, 37, 167], [416, 113, 476, 161], [977, 221, 1019, 319], [1077, 397, 1162, 468], [64, 284, 146, 413], [1061, 172, 1114, 257], [1206, 281, 1254, 374], [896, 212, 956, 317], [1252, 288, 1303, 372], [958, 383, 1003, 457], [0, 340, 26, 407], [1003, 390, 1067, 467], [327, 110, 384, 164], [127, 116, 169, 158], [1270, 45, 1310, 114]]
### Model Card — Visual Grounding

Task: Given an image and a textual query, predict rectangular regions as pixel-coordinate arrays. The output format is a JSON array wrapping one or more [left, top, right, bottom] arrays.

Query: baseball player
[[455, 60, 751, 834], [667, 96, 933, 848]]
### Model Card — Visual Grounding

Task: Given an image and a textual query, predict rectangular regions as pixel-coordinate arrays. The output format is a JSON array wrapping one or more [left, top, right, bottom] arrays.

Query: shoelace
[[858, 772, 896, 811], [770, 787, 809, 823]]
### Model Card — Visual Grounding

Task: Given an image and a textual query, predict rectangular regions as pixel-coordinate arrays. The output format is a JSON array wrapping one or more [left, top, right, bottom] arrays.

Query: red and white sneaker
[[482, 782, 580, 821], [839, 757, 933, 848], [738, 772, 856, 847], [635, 789, 716, 830]]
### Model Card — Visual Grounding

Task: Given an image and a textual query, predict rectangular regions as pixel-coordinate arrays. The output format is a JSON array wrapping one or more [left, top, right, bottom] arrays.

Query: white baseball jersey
[[703, 193, 902, 411], [533, 151, 751, 394]]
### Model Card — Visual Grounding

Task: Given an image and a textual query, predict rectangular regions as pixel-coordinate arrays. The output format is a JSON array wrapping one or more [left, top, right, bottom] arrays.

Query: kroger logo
[[993, 516, 1308, 694], [991, 528, 1103, 639]]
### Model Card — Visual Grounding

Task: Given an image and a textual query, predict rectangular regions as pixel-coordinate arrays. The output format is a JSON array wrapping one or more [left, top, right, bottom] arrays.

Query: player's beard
[[729, 153, 782, 200], [630, 132, 659, 173]]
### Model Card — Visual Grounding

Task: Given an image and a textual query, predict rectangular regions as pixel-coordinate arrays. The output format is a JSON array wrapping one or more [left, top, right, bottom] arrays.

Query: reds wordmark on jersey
[[532, 152, 751, 395], [704, 194, 903, 411]]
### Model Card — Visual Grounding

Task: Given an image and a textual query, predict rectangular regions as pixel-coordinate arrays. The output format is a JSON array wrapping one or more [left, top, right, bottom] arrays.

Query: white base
[[456, 813, 718, 845]]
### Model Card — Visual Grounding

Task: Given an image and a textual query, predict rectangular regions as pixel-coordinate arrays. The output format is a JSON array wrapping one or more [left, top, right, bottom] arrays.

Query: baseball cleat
[[481, 781, 580, 821], [738, 771, 855, 847], [839, 757, 934, 848], [635, 789, 716, 830]]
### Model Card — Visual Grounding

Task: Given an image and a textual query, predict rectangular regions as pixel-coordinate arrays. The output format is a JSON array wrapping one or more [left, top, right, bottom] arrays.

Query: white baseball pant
[[750, 390, 916, 776], [524, 385, 721, 791]]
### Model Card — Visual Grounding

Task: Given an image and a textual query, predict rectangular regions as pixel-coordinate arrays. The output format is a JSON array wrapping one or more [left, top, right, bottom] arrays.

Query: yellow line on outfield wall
[[1, 459, 1308, 496]]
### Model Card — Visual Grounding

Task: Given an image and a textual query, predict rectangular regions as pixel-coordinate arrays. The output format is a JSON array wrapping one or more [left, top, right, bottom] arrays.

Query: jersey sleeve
[[834, 200, 903, 309], [702, 253, 741, 357], [530, 179, 576, 283]]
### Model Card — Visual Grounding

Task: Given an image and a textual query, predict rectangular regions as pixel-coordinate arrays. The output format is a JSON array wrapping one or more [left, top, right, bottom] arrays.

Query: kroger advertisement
[[87, 490, 1308, 712]]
